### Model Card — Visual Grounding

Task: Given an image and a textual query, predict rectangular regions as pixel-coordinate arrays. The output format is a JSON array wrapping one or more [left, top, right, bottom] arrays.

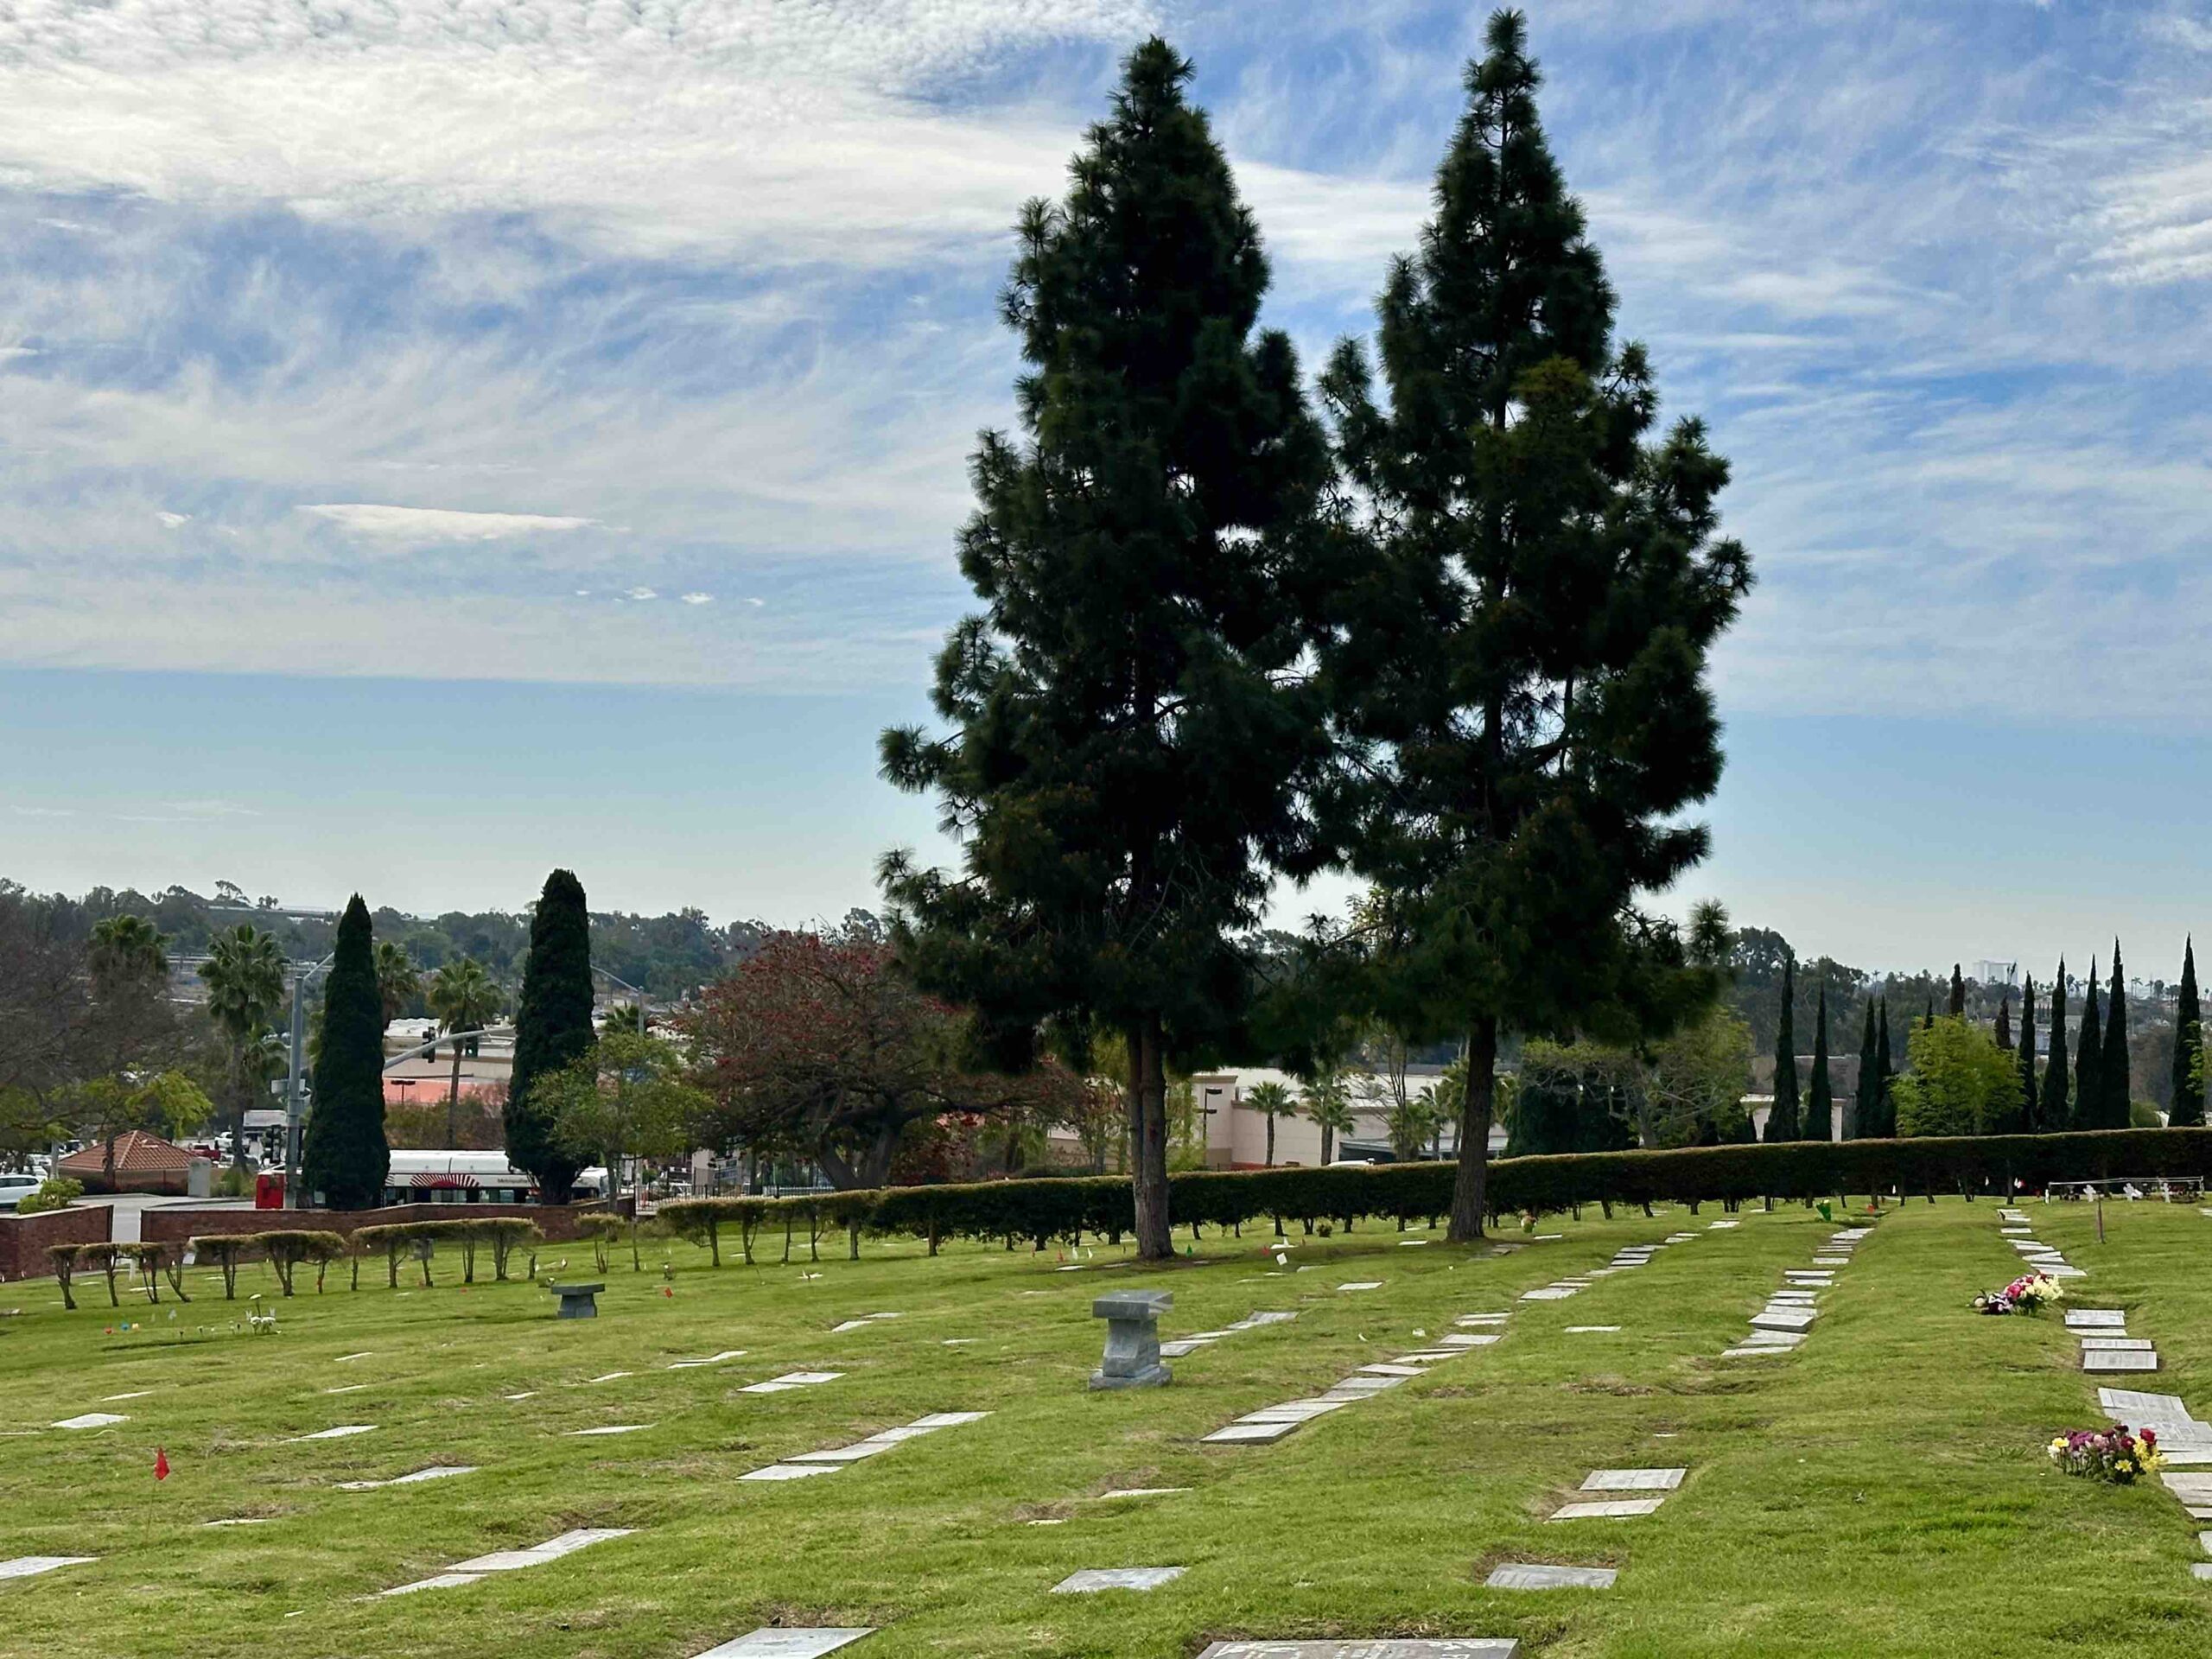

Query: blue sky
[[3, 0, 2210, 976]]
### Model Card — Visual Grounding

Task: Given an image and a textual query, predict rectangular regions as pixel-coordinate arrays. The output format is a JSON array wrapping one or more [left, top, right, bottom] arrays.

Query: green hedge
[[664, 1128, 2212, 1256]]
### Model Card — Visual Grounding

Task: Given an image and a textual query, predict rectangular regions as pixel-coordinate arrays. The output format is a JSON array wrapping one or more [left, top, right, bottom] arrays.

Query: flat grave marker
[[338, 1465, 476, 1491], [53, 1413, 128, 1430], [1485, 1563, 1617, 1590], [0, 1556, 96, 1581], [2067, 1311, 2128, 1330], [2084, 1351, 2160, 1374], [1582, 1467, 1686, 1491], [741, 1372, 843, 1395], [1051, 1567, 1185, 1592], [1550, 1497, 1664, 1520], [286, 1425, 375, 1441], [692, 1632, 874, 1659], [669, 1351, 747, 1369], [1338, 1282, 1383, 1293], [1203, 1421, 1300, 1444], [451, 1528, 633, 1574], [2101, 1389, 2194, 1421], [1198, 1643, 1518, 1658], [1564, 1325, 1622, 1334], [567, 1424, 653, 1436], [741, 1464, 838, 1481]]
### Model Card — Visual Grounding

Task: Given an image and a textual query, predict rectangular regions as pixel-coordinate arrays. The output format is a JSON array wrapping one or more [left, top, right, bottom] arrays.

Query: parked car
[[0, 1172, 44, 1211]]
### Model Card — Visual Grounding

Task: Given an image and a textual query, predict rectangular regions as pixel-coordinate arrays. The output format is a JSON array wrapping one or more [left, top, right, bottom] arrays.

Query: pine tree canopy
[[1805, 977, 1832, 1142], [302, 894, 388, 1210], [1313, 9, 1750, 1235], [1765, 957, 1799, 1141], [1850, 999, 1876, 1140], [2174, 938, 2204, 1128], [2101, 941, 2130, 1128], [877, 37, 1332, 1258], [1869, 997, 1895, 1139], [2040, 959, 2070, 1132], [2075, 962, 2102, 1131], [507, 868, 594, 1202]]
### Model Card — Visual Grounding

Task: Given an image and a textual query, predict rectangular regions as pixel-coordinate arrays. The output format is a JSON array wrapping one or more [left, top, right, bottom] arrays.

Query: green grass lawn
[[2, 1196, 2209, 1657]]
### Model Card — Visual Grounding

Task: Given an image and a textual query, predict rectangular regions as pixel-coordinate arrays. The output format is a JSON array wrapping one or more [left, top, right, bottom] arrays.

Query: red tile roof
[[57, 1130, 198, 1177]]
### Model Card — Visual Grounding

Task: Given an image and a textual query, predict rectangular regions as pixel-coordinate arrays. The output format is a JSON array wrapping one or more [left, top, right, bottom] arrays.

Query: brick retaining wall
[[0, 1205, 113, 1284]]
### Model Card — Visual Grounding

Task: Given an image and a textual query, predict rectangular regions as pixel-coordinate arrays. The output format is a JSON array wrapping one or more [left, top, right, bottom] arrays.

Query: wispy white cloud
[[298, 504, 595, 542]]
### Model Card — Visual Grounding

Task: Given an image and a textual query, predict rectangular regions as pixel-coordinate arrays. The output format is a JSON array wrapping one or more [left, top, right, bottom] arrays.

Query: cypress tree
[[1312, 9, 1749, 1241], [1766, 957, 1799, 1141], [2017, 974, 2037, 1134], [1994, 995, 2012, 1052], [1872, 996, 1895, 1137], [1805, 977, 1832, 1142], [879, 39, 1333, 1257], [2075, 959, 2101, 1130], [301, 895, 389, 1210], [2040, 960, 2070, 1131], [1923, 999, 1935, 1031], [1850, 999, 1877, 1140], [2173, 938, 2203, 1128], [506, 868, 594, 1202], [1948, 963, 1966, 1018], [2101, 941, 2130, 1127]]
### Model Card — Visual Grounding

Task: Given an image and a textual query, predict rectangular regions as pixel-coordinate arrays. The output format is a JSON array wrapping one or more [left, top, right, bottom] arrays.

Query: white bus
[[380, 1150, 538, 1206]]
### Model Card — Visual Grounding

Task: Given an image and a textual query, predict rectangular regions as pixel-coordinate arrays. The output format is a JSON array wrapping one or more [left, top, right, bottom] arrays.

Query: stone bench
[[547, 1281, 606, 1319], [1090, 1289, 1173, 1390]]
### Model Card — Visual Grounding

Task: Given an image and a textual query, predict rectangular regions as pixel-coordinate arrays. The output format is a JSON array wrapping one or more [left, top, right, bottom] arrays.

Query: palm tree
[[199, 925, 285, 1171], [426, 957, 503, 1147], [1244, 1080, 1298, 1166], [1302, 1068, 1356, 1166], [373, 941, 422, 1028], [1386, 1093, 1440, 1162], [601, 1001, 649, 1037], [89, 913, 169, 993]]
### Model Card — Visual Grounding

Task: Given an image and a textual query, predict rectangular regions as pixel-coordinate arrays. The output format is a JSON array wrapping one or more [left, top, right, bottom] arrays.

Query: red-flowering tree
[[681, 931, 1084, 1189]]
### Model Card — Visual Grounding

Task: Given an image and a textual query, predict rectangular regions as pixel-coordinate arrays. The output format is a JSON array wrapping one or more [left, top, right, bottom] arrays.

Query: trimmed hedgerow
[[188, 1235, 259, 1300], [666, 1128, 2212, 1261]]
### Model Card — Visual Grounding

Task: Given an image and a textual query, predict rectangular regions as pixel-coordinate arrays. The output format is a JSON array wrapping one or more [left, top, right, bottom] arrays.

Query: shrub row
[[41, 1218, 552, 1305], [662, 1128, 2212, 1255]]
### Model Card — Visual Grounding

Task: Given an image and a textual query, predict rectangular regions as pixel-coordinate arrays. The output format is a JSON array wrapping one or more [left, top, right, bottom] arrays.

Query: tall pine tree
[[2040, 960, 2071, 1132], [1850, 999, 1877, 1140], [879, 40, 1332, 1257], [2017, 974, 2037, 1134], [2101, 941, 2131, 1127], [1870, 997, 1895, 1138], [2173, 938, 2203, 1128], [1314, 10, 1749, 1240], [2075, 959, 2101, 1130], [301, 894, 389, 1210], [1805, 976, 1832, 1142], [506, 869, 594, 1202], [1766, 957, 1800, 1141]]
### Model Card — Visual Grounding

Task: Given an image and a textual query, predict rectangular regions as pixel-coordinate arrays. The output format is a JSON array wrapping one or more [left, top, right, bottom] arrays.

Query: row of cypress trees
[[1764, 938, 2205, 1146], [300, 871, 598, 1211]]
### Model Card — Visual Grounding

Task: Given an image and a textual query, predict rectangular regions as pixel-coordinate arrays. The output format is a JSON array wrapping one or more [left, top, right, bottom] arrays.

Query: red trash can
[[254, 1172, 285, 1210]]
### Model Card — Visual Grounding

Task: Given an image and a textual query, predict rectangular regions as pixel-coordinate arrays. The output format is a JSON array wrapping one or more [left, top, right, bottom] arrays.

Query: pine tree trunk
[[1446, 1015, 1498, 1243], [1129, 1014, 1173, 1260]]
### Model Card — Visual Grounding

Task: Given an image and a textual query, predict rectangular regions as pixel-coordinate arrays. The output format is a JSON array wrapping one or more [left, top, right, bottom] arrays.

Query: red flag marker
[[154, 1447, 169, 1482]]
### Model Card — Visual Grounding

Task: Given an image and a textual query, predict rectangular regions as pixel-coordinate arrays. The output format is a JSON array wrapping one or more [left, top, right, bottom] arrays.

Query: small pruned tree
[[189, 1234, 259, 1300], [577, 1213, 622, 1274], [483, 1217, 543, 1282], [257, 1230, 347, 1296], [47, 1242, 79, 1310], [129, 1243, 189, 1303], [75, 1242, 123, 1306], [351, 1224, 409, 1289], [540, 1029, 704, 1271]]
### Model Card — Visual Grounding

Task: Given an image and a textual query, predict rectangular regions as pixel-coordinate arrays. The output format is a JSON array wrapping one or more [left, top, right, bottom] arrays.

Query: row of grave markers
[[1721, 1223, 1865, 1358], [1997, 1206, 2088, 1285]]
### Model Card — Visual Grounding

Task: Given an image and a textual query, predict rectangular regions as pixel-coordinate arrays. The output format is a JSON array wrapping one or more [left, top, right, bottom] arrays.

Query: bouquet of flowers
[[1974, 1273, 2062, 1315], [2050, 1423, 2162, 1484]]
